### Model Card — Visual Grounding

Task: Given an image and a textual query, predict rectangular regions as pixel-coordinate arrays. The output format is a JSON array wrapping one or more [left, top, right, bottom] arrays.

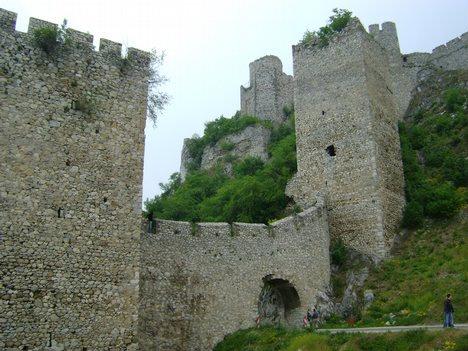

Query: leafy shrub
[[444, 88, 466, 113], [185, 114, 270, 170], [402, 201, 423, 228], [32, 19, 69, 54], [399, 85, 467, 228], [233, 157, 264, 177], [330, 238, 347, 266], [145, 116, 296, 224], [300, 9, 353, 48], [424, 182, 461, 218], [220, 141, 235, 152]]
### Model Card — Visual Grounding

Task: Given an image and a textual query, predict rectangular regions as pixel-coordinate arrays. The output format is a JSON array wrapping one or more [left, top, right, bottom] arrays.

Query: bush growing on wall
[[32, 19, 70, 54], [300, 9, 353, 48]]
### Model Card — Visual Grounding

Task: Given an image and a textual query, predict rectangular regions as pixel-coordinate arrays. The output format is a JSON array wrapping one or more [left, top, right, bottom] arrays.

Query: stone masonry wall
[[0, 9, 149, 350], [290, 19, 405, 261], [139, 200, 330, 351], [370, 22, 468, 119], [240, 55, 293, 123]]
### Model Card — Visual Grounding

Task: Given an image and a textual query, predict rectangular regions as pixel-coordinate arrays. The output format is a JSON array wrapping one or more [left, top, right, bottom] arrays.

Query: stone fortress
[[1, 7, 467, 351]]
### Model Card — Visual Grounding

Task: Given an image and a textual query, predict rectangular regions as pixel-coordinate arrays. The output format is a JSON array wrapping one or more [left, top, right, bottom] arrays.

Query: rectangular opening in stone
[[326, 145, 336, 157]]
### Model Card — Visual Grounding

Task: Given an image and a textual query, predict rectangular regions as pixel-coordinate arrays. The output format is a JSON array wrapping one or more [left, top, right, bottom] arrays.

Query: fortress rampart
[[0, 9, 149, 350], [139, 201, 330, 351]]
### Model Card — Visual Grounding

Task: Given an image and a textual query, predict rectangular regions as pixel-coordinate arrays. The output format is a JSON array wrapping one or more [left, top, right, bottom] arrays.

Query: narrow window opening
[[58, 207, 64, 218], [82, 348, 88, 351], [321, 110, 325, 116], [402, 55, 407, 62], [103, 197, 108, 203], [95, 128, 99, 134], [48, 332, 52, 347], [326, 145, 336, 157], [66, 159, 70, 166]]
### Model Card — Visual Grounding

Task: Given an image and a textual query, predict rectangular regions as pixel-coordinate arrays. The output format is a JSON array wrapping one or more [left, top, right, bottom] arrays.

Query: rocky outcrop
[[200, 125, 270, 175]]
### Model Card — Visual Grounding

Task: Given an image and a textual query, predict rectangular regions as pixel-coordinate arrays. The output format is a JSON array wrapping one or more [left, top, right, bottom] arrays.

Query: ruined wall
[[370, 23, 468, 119], [0, 9, 148, 350], [139, 201, 330, 351], [290, 19, 405, 261], [240, 55, 293, 123]]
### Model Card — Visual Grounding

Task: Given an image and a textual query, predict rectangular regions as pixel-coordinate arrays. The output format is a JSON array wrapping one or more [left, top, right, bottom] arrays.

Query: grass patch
[[215, 327, 468, 351]]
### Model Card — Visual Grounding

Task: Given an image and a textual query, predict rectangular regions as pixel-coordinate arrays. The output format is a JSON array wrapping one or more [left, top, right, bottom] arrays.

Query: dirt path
[[317, 323, 468, 334]]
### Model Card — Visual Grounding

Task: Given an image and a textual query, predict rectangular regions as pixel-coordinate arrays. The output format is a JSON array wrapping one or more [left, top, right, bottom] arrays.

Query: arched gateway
[[139, 202, 331, 350], [258, 275, 301, 326]]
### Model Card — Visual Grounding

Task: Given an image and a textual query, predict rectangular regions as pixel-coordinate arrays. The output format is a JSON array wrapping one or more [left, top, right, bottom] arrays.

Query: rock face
[[179, 137, 195, 181], [0, 9, 148, 350], [139, 200, 330, 351], [200, 125, 270, 175]]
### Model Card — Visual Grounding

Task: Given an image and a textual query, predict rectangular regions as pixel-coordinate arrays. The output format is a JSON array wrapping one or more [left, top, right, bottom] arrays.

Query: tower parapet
[[240, 55, 293, 123], [290, 18, 405, 261], [0, 8, 149, 349]]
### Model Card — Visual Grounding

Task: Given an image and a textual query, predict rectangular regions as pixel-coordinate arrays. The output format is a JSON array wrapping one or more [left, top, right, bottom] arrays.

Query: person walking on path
[[443, 293, 455, 328]]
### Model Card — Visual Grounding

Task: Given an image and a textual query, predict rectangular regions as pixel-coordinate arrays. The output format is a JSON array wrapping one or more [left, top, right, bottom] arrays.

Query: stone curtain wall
[[290, 19, 405, 261], [240, 55, 293, 123], [0, 9, 149, 350], [139, 201, 330, 351], [370, 23, 468, 119]]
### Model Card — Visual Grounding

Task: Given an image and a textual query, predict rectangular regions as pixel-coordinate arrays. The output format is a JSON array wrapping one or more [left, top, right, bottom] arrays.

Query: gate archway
[[257, 275, 301, 326]]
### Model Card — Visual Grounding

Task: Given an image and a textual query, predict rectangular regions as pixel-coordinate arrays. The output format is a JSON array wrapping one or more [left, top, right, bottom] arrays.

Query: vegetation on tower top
[[300, 8, 353, 48]]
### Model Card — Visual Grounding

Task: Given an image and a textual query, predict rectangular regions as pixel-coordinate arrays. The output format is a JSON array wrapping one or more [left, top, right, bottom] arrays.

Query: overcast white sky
[[2, 0, 467, 205]]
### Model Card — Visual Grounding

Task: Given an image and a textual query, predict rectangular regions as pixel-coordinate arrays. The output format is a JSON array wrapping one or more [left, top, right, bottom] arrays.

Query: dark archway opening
[[257, 275, 301, 326]]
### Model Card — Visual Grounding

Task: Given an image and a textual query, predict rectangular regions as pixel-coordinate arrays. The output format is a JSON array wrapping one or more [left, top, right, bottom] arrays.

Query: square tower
[[290, 19, 405, 261]]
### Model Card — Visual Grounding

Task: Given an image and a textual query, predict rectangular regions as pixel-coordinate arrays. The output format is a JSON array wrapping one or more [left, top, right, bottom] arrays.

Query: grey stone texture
[[240, 55, 293, 123], [289, 19, 406, 261], [0, 9, 149, 350], [369, 22, 468, 119], [139, 200, 330, 351], [179, 137, 195, 181], [200, 125, 270, 175]]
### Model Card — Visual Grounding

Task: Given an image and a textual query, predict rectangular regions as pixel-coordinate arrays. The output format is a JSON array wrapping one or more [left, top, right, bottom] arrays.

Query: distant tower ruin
[[288, 19, 405, 261], [240, 55, 293, 123]]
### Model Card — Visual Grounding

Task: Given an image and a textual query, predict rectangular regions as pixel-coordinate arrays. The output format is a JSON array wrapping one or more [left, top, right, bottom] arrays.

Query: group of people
[[303, 307, 320, 328], [256, 294, 455, 330]]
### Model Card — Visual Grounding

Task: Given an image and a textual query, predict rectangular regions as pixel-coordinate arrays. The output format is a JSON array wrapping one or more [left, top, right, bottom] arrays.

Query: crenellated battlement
[[0, 8, 150, 67], [150, 200, 325, 242], [1, 7, 150, 350]]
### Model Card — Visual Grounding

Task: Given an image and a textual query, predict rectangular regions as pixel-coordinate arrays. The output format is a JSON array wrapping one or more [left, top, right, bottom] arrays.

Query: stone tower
[[0, 9, 149, 349], [240, 55, 293, 123], [288, 19, 405, 261]]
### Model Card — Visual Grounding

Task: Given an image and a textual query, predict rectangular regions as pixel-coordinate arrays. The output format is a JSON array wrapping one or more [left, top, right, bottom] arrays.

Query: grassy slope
[[360, 215, 468, 327], [214, 327, 468, 351]]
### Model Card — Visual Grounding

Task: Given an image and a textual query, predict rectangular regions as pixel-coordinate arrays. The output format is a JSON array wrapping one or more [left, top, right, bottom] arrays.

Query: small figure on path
[[310, 307, 320, 328], [443, 293, 455, 328]]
